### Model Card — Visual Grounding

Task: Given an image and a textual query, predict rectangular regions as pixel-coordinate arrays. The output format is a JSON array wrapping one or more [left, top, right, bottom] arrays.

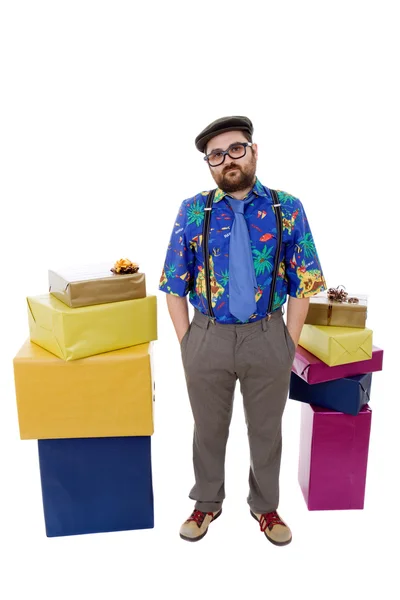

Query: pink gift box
[[298, 403, 372, 510], [292, 344, 383, 384]]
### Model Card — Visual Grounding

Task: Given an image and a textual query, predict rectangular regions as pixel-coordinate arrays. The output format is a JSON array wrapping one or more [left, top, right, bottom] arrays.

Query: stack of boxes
[[289, 287, 383, 510], [13, 260, 157, 537]]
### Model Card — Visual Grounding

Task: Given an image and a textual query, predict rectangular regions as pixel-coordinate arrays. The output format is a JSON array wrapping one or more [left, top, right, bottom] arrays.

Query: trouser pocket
[[180, 325, 191, 348], [180, 323, 193, 362], [283, 321, 296, 361]]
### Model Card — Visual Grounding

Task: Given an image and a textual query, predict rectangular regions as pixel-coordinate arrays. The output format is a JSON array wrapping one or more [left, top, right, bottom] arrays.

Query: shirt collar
[[213, 177, 269, 203]]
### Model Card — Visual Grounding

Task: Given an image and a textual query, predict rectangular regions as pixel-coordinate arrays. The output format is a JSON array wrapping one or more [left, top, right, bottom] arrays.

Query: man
[[159, 116, 326, 545]]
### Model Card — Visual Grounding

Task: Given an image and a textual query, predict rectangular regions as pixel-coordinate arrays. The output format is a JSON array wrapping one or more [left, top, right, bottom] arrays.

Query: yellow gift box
[[27, 293, 157, 360], [299, 324, 373, 367], [13, 340, 154, 440]]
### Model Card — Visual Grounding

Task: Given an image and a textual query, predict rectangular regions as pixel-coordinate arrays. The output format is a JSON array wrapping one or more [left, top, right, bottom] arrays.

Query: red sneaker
[[179, 508, 222, 542], [251, 510, 292, 546]]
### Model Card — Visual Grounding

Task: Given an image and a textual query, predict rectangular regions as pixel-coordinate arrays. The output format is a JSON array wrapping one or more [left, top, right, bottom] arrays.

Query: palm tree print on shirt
[[299, 233, 316, 259], [165, 263, 177, 278], [218, 269, 229, 286], [276, 191, 296, 205], [159, 179, 327, 324], [252, 245, 274, 276], [187, 199, 205, 226]]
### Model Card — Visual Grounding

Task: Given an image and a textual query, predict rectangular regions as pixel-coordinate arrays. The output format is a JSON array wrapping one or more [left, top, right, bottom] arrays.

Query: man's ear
[[252, 142, 258, 159]]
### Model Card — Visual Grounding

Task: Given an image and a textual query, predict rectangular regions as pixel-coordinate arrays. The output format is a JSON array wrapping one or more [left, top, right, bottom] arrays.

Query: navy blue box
[[38, 436, 154, 537], [289, 372, 372, 416]]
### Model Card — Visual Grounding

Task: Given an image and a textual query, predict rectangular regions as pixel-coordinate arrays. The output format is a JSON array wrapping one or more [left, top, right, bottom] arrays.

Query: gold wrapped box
[[13, 340, 155, 440], [305, 291, 367, 328], [27, 293, 157, 361], [48, 263, 146, 308], [299, 324, 373, 367]]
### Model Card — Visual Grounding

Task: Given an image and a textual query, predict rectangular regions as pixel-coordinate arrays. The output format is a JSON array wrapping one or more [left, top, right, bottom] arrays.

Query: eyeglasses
[[204, 142, 253, 167]]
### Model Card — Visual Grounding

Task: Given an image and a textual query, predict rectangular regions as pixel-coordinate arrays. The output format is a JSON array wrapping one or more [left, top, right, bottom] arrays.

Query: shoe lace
[[259, 511, 285, 532], [187, 510, 213, 527]]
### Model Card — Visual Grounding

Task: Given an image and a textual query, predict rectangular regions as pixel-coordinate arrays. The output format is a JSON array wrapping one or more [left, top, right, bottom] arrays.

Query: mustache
[[223, 165, 241, 174]]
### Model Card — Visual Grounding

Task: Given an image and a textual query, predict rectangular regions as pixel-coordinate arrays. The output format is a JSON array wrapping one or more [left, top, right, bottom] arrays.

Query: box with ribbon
[[49, 259, 146, 308], [305, 285, 367, 328]]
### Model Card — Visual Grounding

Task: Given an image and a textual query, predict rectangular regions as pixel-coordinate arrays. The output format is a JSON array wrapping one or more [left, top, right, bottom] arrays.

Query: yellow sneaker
[[250, 510, 292, 546], [179, 508, 222, 542]]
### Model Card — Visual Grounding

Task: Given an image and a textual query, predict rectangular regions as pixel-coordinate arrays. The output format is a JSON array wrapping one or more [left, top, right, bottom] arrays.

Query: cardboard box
[[49, 263, 146, 308], [292, 344, 383, 384], [299, 324, 373, 367], [298, 403, 372, 510], [38, 436, 154, 537], [290, 371, 372, 415], [27, 293, 157, 360], [14, 339, 154, 439]]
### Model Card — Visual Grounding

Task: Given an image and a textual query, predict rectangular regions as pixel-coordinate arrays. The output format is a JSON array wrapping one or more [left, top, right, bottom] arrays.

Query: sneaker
[[250, 509, 292, 546], [179, 508, 222, 542]]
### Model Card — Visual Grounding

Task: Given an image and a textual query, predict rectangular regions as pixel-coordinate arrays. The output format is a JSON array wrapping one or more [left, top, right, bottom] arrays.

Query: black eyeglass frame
[[203, 142, 253, 167]]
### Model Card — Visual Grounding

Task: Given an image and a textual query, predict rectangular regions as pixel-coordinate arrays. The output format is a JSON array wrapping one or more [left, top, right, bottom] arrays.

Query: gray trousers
[[180, 307, 296, 514]]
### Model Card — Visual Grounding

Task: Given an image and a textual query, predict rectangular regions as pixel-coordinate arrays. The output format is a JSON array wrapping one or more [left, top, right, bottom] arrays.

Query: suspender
[[202, 189, 216, 322], [201, 187, 283, 323], [268, 189, 283, 314]]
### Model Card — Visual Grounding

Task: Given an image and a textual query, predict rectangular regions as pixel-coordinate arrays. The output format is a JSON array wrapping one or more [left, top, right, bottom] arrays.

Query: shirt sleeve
[[159, 200, 195, 297], [284, 198, 327, 298]]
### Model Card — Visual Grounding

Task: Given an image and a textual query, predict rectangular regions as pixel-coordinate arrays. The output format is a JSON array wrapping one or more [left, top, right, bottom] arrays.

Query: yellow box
[[13, 340, 154, 440], [27, 293, 157, 360], [299, 324, 373, 367]]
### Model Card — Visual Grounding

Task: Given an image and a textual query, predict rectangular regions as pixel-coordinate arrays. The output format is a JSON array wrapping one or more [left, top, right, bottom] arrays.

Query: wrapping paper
[[299, 324, 373, 367], [292, 344, 383, 384], [49, 263, 146, 308], [298, 403, 372, 510], [305, 291, 367, 328], [14, 339, 154, 439], [38, 436, 154, 537], [27, 293, 157, 360], [290, 371, 372, 415]]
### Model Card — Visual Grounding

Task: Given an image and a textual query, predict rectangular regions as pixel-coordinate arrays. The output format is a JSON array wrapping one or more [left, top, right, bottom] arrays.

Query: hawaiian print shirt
[[159, 178, 326, 324]]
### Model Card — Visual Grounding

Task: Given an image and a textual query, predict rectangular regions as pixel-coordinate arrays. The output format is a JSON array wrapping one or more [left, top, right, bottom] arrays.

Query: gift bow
[[111, 259, 139, 274], [325, 285, 359, 325], [327, 285, 359, 304]]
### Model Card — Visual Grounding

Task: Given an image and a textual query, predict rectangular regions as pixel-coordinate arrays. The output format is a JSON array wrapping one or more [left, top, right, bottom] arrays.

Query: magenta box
[[298, 403, 372, 510], [292, 344, 383, 384]]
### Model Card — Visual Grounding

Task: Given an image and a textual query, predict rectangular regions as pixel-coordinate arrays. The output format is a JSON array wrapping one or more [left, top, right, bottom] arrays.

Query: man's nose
[[224, 159, 237, 170], [223, 154, 235, 166]]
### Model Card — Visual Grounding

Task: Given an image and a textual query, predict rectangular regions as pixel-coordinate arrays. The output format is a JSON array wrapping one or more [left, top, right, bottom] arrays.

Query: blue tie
[[228, 197, 258, 322]]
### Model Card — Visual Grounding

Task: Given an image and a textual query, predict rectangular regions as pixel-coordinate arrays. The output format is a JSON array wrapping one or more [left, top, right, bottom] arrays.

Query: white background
[[0, 1, 398, 598]]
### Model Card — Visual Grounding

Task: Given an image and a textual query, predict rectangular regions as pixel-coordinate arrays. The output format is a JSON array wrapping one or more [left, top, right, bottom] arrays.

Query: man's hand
[[178, 328, 190, 344], [166, 294, 190, 343], [286, 296, 310, 348]]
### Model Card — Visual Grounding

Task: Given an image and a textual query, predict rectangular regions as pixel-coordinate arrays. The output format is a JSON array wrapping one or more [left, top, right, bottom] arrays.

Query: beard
[[211, 151, 257, 193]]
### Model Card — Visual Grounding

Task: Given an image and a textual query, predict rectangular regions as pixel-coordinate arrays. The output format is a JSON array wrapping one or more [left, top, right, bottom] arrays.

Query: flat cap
[[195, 115, 253, 153]]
